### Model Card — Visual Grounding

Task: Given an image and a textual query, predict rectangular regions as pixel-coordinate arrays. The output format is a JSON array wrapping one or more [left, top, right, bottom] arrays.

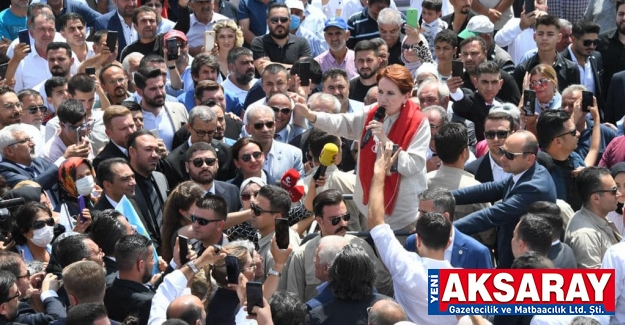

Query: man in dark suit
[[510, 214, 553, 259], [93, 106, 137, 172], [93, 0, 136, 61], [189, 194, 232, 256], [104, 234, 155, 325], [453, 131, 557, 268], [185, 142, 241, 213], [403, 188, 493, 269], [604, 70, 625, 124], [526, 201, 578, 269], [92, 158, 141, 213], [465, 111, 516, 184], [90, 209, 135, 285]]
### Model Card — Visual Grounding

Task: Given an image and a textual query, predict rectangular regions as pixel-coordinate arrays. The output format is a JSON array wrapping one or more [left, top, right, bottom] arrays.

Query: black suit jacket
[[547, 241, 577, 269], [162, 138, 235, 186], [14, 296, 66, 325], [604, 70, 625, 124], [465, 153, 494, 184], [214, 181, 242, 213], [104, 278, 155, 325], [461, 69, 521, 105], [0, 158, 60, 203], [94, 11, 127, 61], [132, 171, 168, 247], [451, 91, 500, 141], [103, 256, 119, 286], [93, 141, 127, 173], [513, 52, 580, 94], [560, 49, 605, 115]]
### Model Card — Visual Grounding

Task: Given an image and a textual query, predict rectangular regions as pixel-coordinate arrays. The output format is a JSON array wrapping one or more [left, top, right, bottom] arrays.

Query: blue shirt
[[33, 0, 102, 31], [0, 8, 26, 40], [296, 27, 327, 58], [237, 0, 283, 39], [576, 118, 617, 165]]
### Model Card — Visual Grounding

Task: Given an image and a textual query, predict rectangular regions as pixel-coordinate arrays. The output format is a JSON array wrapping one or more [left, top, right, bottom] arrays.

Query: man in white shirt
[[40, 98, 93, 164], [59, 13, 95, 66], [221, 47, 257, 104], [186, 0, 228, 56], [601, 241, 625, 325], [493, 1, 546, 64], [34, 42, 74, 113], [14, 12, 58, 91]]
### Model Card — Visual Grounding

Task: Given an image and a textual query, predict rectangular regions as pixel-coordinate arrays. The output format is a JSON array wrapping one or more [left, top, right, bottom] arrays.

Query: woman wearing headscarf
[[55, 158, 101, 232]]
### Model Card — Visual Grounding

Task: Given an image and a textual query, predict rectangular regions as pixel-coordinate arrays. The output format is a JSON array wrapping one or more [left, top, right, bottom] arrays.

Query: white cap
[[458, 15, 495, 38], [285, 0, 305, 12]]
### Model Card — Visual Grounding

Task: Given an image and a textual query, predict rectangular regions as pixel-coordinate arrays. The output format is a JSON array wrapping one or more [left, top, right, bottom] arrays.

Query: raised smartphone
[[582, 91, 593, 112], [225, 255, 240, 284], [523, 90, 536, 115], [275, 218, 289, 249], [452, 61, 464, 77], [166, 38, 179, 61], [85, 67, 96, 75], [106, 31, 118, 52], [525, 0, 536, 14], [406, 8, 419, 29], [246, 282, 263, 315], [178, 235, 189, 265], [204, 31, 215, 52], [18, 30, 31, 53], [298, 62, 311, 87]]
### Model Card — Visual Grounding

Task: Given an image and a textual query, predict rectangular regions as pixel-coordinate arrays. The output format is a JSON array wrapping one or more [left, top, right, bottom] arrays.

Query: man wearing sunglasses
[[266, 92, 305, 143], [16, 89, 47, 155], [40, 99, 94, 165], [188, 194, 231, 257], [565, 167, 623, 269], [0, 271, 22, 324]]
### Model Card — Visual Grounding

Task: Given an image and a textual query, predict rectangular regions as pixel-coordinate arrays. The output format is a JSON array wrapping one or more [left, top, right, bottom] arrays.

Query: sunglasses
[[529, 78, 550, 89], [191, 214, 222, 226], [270, 16, 289, 24], [499, 147, 535, 160], [32, 217, 54, 230], [190, 157, 217, 168], [27, 105, 47, 114], [62, 120, 93, 132], [240, 151, 262, 162], [328, 213, 350, 226], [582, 39, 600, 47], [250, 203, 278, 216], [484, 130, 510, 140], [592, 186, 618, 195], [252, 121, 275, 130], [271, 106, 291, 115], [555, 129, 576, 138], [241, 190, 260, 201], [401, 44, 418, 51]]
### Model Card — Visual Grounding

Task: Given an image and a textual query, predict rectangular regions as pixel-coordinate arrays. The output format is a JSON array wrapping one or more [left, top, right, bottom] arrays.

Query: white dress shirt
[[488, 152, 512, 182], [494, 18, 537, 65], [148, 270, 192, 325], [567, 46, 596, 94], [601, 241, 625, 325], [186, 12, 229, 48], [117, 11, 138, 46], [221, 76, 257, 103], [142, 107, 175, 151]]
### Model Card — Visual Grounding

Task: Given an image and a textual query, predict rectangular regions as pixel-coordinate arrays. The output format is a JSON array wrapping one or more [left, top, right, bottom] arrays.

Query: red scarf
[[359, 100, 425, 215]]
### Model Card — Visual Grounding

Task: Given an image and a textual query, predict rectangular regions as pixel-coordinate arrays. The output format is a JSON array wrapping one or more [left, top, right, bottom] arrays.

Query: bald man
[[367, 299, 408, 325], [166, 295, 206, 325], [452, 131, 557, 268]]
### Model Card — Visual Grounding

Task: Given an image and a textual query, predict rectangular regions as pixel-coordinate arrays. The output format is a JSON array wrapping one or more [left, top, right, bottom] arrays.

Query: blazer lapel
[[451, 229, 467, 268]]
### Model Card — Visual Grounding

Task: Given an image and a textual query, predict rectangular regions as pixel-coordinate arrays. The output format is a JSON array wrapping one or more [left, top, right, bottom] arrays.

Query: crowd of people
[[0, 0, 623, 324]]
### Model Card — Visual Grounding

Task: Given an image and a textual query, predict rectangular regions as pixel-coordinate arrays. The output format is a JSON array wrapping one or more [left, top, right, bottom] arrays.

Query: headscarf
[[58, 157, 95, 204], [239, 177, 267, 206]]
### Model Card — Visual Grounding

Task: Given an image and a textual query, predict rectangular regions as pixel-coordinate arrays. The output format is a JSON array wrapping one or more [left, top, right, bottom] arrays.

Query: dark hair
[[459, 36, 486, 53], [231, 138, 264, 162], [68, 73, 96, 95], [196, 194, 229, 219], [56, 234, 91, 268], [162, 320, 189, 325], [57, 98, 86, 124], [309, 128, 340, 162], [66, 303, 109, 325], [0, 86, 13, 97], [122, 100, 142, 112], [416, 212, 451, 250], [132, 5, 156, 25], [127, 129, 155, 151], [93, 30, 108, 45], [0, 270, 16, 303], [12, 202, 52, 245], [27, 3, 52, 21], [267, 2, 289, 16], [368, 0, 390, 7], [227, 47, 253, 65], [536, 14, 560, 30], [511, 251, 555, 269], [270, 291, 307, 325], [516, 214, 552, 256], [292, 58, 322, 85], [354, 40, 379, 55], [115, 234, 152, 272], [98, 63, 123, 84], [194, 80, 222, 101], [434, 29, 457, 47], [96, 158, 130, 187], [17, 89, 42, 102], [184, 142, 217, 162], [422, 0, 442, 11], [140, 54, 165, 68], [258, 185, 291, 217], [46, 41, 72, 57], [312, 189, 344, 218], [417, 187, 456, 215], [262, 63, 288, 79], [577, 166, 612, 206], [44, 76, 68, 98], [527, 201, 562, 240], [0, 252, 23, 278], [476, 61, 500, 78], [134, 67, 164, 90], [90, 210, 128, 256], [191, 53, 219, 82], [59, 12, 85, 30], [571, 20, 601, 38], [618, 0, 625, 11], [435, 123, 467, 164], [536, 110, 569, 149], [485, 111, 514, 130], [322, 68, 348, 85], [329, 245, 376, 301]]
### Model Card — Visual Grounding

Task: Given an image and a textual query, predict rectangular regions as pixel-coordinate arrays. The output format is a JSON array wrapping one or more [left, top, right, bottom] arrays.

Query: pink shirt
[[315, 49, 357, 80]]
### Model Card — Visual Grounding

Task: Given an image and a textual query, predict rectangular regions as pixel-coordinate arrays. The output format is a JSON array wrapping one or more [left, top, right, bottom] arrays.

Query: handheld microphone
[[361, 106, 386, 149], [281, 169, 304, 202], [313, 143, 339, 186]]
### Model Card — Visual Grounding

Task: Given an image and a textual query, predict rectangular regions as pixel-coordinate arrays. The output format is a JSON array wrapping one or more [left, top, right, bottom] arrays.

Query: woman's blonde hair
[[529, 64, 558, 86], [212, 20, 244, 49], [210, 244, 250, 287]]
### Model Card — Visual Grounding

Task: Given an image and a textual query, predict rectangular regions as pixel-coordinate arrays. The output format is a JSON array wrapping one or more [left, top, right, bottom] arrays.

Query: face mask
[[76, 175, 95, 196], [290, 15, 301, 31], [31, 226, 54, 247]]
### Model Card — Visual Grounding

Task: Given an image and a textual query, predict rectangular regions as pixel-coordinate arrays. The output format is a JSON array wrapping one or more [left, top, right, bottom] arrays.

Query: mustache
[[335, 226, 348, 234]]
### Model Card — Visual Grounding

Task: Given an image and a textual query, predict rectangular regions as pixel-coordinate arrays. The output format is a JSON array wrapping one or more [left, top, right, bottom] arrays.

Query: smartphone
[[406, 8, 419, 29], [525, 0, 536, 14], [166, 38, 179, 61], [0, 63, 8, 80], [246, 282, 264, 315], [78, 195, 86, 223], [178, 235, 189, 265], [106, 31, 118, 52], [582, 91, 593, 112], [390, 144, 399, 173], [298, 62, 311, 87], [85, 67, 96, 75], [225, 255, 240, 285], [523, 90, 536, 115], [204, 31, 215, 52], [452, 61, 464, 77], [18, 30, 31, 53], [275, 218, 289, 249]]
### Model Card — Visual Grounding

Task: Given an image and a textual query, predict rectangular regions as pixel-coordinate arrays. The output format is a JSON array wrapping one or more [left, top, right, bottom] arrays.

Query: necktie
[[607, 220, 623, 243], [24, 166, 35, 176], [485, 104, 494, 111]]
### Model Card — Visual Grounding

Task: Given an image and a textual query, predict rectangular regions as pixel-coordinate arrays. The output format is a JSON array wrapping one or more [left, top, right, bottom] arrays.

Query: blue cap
[[324, 17, 348, 31]]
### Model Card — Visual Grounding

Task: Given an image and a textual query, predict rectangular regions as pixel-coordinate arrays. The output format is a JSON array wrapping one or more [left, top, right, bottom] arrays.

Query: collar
[[609, 29, 622, 41], [205, 182, 217, 195], [105, 194, 119, 208], [117, 11, 132, 27], [264, 33, 295, 45], [113, 141, 128, 156], [512, 169, 527, 185], [580, 206, 609, 224], [316, 281, 329, 294], [551, 239, 560, 246], [488, 152, 503, 170]]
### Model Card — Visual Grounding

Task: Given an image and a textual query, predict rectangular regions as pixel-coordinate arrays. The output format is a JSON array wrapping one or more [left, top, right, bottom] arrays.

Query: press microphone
[[281, 169, 304, 202], [0, 198, 25, 209], [313, 143, 339, 186], [361, 106, 386, 149]]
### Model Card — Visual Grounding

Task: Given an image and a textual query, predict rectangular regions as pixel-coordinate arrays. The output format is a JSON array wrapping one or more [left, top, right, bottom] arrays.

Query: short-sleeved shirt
[[237, 0, 283, 38], [186, 12, 229, 48], [0, 8, 26, 41], [250, 34, 312, 65]]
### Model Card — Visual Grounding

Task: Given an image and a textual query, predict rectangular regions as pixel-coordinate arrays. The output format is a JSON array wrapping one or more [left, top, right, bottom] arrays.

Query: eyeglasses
[[32, 217, 55, 230], [529, 78, 550, 89], [252, 121, 275, 130], [27, 105, 47, 114], [484, 130, 510, 139], [190, 157, 217, 168], [105, 77, 127, 86], [593, 186, 618, 195], [555, 129, 576, 138], [499, 147, 535, 160], [17, 271, 30, 280], [62, 120, 92, 132], [241, 190, 260, 201], [240, 151, 262, 162], [270, 106, 292, 115], [250, 203, 278, 216], [8, 137, 33, 147], [189, 124, 216, 138], [269, 16, 289, 24], [1, 292, 20, 304], [2, 102, 22, 110], [401, 44, 418, 51], [582, 39, 600, 47], [191, 214, 222, 226], [328, 213, 350, 226]]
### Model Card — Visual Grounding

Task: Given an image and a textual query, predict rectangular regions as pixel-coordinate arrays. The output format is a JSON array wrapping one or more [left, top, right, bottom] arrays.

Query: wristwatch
[[188, 260, 200, 274], [268, 268, 282, 277]]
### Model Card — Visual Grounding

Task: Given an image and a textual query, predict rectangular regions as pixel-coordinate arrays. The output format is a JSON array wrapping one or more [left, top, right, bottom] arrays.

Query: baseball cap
[[458, 15, 494, 39], [285, 0, 305, 12], [324, 17, 348, 31], [164, 29, 188, 42]]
